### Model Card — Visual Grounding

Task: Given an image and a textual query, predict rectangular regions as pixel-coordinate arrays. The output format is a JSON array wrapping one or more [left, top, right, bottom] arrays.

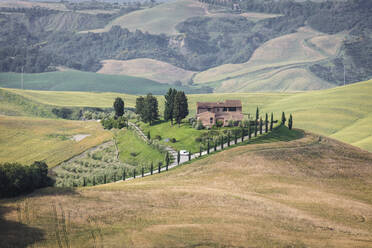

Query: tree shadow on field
[[0, 205, 44, 248]]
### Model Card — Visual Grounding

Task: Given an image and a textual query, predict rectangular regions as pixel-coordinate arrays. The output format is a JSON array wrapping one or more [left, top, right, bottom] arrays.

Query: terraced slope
[[194, 27, 346, 92], [1, 130, 371, 247], [98, 59, 196, 84]]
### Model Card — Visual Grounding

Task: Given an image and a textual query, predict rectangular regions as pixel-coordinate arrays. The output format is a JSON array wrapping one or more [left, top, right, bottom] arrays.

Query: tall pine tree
[[270, 113, 274, 131], [265, 113, 268, 133], [288, 114, 293, 130], [164, 88, 177, 124], [281, 112, 286, 126], [173, 91, 189, 126], [143, 93, 159, 125], [135, 96, 145, 119]]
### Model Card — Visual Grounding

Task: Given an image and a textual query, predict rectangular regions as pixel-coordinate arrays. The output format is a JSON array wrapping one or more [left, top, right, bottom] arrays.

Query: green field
[[0, 71, 203, 95], [0, 116, 112, 167], [1, 130, 371, 247]]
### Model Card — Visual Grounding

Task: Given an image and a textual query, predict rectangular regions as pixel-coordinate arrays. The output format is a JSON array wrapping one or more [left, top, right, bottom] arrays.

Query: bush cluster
[[0, 161, 53, 198]]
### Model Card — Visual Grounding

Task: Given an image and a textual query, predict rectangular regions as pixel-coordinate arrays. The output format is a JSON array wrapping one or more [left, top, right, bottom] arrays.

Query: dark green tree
[[165, 152, 170, 167], [147, 131, 151, 140], [254, 120, 257, 137], [173, 91, 189, 126], [259, 117, 263, 135], [113, 97, 125, 118], [256, 106, 259, 121], [265, 113, 268, 133], [199, 146, 202, 157], [188, 151, 191, 161], [281, 112, 286, 125], [164, 88, 177, 124], [142, 167, 145, 177], [207, 140, 210, 154], [135, 96, 145, 118], [288, 114, 293, 130], [150, 162, 153, 175], [248, 122, 252, 139], [270, 113, 274, 131], [143, 93, 159, 125]]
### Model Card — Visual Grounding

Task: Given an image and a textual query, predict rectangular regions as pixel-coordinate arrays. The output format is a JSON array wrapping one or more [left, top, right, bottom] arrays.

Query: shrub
[[171, 138, 177, 143]]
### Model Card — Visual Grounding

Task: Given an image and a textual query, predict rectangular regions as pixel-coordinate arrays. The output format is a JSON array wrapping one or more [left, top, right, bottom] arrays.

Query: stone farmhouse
[[196, 100, 244, 128]]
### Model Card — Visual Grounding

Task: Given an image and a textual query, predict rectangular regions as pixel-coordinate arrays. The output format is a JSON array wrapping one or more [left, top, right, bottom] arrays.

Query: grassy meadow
[[1, 130, 371, 247], [0, 116, 112, 167], [115, 128, 165, 166]]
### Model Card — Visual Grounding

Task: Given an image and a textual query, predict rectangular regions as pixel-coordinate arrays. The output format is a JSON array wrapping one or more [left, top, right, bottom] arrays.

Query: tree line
[[0, 161, 52, 198]]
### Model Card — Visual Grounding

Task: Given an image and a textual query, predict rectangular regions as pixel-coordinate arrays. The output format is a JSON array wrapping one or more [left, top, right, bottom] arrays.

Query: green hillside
[[3, 79, 372, 152], [0, 71, 206, 95]]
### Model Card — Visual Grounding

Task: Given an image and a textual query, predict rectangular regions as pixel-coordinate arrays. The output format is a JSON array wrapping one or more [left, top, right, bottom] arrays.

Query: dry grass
[[1, 131, 372, 247], [0, 115, 112, 167], [98, 59, 196, 84]]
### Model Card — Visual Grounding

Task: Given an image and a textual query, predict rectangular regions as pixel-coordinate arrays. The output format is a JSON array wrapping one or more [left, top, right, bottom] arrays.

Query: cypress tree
[[265, 113, 268, 133], [104, 174, 106, 184], [164, 88, 177, 124], [256, 106, 259, 121], [281, 112, 286, 125], [177, 150, 180, 165], [135, 96, 145, 119], [270, 113, 274, 131], [133, 169, 136, 178], [289, 114, 293, 130], [241, 127, 244, 142], [207, 140, 210, 154], [234, 132, 237, 144], [248, 123, 251, 140], [173, 91, 189, 126], [259, 117, 263, 135], [199, 146, 202, 157], [158, 162, 161, 173], [214, 140, 217, 151], [113, 97, 125, 118], [254, 120, 257, 137], [123, 170, 126, 181], [93, 176, 96, 186], [114, 172, 116, 182], [83, 177, 86, 187], [221, 136, 224, 149], [165, 152, 170, 167], [150, 162, 153, 175], [142, 167, 144, 177], [188, 151, 191, 161], [227, 132, 231, 146], [147, 131, 151, 140]]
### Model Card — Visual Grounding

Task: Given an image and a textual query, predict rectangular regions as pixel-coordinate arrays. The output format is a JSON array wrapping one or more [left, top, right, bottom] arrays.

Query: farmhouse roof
[[197, 100, 242, 108]]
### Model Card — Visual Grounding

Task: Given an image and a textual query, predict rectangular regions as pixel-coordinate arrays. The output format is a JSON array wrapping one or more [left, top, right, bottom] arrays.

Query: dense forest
[[1, 0, 372, 85]]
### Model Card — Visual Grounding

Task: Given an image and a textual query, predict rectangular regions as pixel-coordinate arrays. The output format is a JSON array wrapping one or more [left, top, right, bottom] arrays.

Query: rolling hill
[[194, 27, 346, 92], [1, 129, 371, 247], [2, 78, 372, 152], [83, 0, 207, 35]]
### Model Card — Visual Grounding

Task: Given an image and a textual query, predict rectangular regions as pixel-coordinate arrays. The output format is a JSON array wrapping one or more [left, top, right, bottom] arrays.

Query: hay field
[[1, 131, 371, 247], [0, 116, 112, 167], [98, 59, 196, 84]]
